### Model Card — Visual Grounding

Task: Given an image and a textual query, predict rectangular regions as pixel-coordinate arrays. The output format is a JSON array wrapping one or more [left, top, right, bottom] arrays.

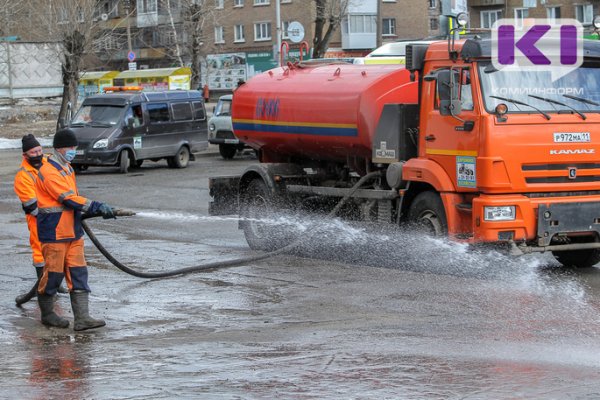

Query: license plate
[[553, 132, 590, 143], [224, 139, 239, 144], [75, 149, 85, 155]]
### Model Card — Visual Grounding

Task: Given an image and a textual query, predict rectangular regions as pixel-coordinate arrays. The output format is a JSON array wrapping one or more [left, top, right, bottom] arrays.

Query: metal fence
[[0, 41, 63, 99]]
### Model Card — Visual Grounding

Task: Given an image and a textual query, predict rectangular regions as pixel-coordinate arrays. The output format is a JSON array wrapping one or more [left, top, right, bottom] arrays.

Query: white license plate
[[553, 132, 590, 143], [224, 139, 239, 144], [75, 149, 85, 155]]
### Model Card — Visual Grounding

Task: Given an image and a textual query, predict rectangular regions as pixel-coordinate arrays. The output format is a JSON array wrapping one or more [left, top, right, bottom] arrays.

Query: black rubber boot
[[38, 294, 69, 328], [70, 291, 105, 331]]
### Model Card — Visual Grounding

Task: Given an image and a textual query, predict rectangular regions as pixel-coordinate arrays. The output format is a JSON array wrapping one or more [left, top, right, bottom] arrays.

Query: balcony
[[469, 0, 505, 6]]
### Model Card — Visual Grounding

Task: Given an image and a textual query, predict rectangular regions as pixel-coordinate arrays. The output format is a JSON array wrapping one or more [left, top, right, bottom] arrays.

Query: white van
[[208, 94, 246, 159]]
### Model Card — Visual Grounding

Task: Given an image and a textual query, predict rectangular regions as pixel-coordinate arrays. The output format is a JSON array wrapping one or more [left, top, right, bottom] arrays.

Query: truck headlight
[[209, 123, 216, 132], [484, 206, 516, 221], [93, 139, 108, 149]]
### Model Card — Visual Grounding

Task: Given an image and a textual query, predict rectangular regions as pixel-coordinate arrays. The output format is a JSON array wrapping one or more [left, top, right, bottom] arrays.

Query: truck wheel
[[240, 179, 288, 251], [407, 191, 448, 236], [219, 144, 237, 160], [129, 158, 143, 169], [168, 146, 190, 168], [553, 249, 600, 268], [118, 150, 129, 174]]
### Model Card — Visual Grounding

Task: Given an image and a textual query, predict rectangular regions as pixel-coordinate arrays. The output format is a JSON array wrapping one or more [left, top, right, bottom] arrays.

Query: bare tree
[[0, 1, 26, 37], [312, 0, 350, 59], [24, 0, 105, 129], [160, 0, 221, 89]]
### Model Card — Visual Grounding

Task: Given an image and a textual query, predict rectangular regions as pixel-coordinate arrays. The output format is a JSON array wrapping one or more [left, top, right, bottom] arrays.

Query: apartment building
[[470, 0, 600, 31]]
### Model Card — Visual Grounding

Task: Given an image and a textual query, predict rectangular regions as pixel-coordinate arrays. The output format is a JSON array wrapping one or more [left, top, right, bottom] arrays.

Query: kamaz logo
[[549, 149, 595, 155]]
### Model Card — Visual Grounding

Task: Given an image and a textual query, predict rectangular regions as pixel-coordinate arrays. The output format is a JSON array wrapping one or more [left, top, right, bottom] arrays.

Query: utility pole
[[125, 0, 133, 53], [275, 0, 282, 66]]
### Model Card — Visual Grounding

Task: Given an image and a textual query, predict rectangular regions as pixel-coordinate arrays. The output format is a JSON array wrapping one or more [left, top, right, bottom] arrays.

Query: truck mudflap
[[209, 176, 240, 216], [511, 201, 600, 255]]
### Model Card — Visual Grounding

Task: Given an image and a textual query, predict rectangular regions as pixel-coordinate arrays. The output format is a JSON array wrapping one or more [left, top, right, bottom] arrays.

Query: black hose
[[16, 171, 381, 305]]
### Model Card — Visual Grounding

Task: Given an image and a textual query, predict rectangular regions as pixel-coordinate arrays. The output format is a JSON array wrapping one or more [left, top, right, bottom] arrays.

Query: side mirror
[[437, 70, 462, 116], [126, 117, 134, 129]]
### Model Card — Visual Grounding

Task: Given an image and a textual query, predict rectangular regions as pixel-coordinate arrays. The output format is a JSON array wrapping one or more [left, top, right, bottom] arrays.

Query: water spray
[[15, 171, 382, 306]]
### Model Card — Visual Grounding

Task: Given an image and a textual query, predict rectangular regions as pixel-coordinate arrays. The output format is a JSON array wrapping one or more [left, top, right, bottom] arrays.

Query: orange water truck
[[209, 30, 600, 268]]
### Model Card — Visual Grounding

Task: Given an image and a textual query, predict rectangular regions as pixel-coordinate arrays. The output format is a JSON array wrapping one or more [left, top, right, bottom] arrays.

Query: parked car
[[68, 89, 208, 173], [208, 94, 246, 159], [364, 40, 438, 64]]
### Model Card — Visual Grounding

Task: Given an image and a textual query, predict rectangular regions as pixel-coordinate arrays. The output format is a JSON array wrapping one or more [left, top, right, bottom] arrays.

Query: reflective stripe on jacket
[[35, 155, 101, 243]]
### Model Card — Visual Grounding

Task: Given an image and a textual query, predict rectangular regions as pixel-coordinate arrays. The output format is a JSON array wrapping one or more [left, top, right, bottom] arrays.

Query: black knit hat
[[22, 134, 41, 152], [53, 128, 78, 149]]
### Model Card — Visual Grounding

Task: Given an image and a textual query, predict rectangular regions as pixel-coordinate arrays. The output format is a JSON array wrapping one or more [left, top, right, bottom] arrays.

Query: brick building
[[470, 0, 600, 30]]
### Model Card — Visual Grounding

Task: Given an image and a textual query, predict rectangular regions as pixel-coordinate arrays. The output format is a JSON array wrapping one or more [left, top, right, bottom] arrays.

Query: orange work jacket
[[35, 154, 101, 243], [14, 157, 46, 266]]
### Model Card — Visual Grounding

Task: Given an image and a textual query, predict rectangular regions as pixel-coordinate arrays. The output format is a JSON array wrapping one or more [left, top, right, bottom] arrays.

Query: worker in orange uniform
[[14, 134, 46, 277], [14, 134, 68, 297], [35, 128, 115, 330], [203, 84, 210, 103]]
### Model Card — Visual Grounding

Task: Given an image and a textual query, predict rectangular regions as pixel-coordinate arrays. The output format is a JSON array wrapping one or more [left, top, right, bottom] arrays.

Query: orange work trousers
[[38, 238, 90, 296]]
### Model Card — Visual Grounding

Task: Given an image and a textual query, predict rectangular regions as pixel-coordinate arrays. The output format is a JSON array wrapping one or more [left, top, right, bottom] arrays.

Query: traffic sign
[[127, 51, 136, 62], [287, 21, 305, 43], [128, 62, 137, 71]]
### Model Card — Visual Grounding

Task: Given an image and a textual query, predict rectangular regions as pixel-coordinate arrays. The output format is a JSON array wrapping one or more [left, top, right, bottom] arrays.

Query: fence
[[0, 41, 63, 99]]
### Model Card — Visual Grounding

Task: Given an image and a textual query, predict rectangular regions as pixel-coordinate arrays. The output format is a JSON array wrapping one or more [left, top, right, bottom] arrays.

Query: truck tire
[[168, 146, 190, 168], [240, 179, 288, 251], [553, 249, 600, 268], [407, 191, 448, 236], [219, 144, 237, 160], [118, 150, 129, 174]]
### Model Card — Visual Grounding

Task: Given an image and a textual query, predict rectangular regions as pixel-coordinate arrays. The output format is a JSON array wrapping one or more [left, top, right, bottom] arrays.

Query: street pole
[[125, 0, 133, 54], [275, 0, 282, 66]]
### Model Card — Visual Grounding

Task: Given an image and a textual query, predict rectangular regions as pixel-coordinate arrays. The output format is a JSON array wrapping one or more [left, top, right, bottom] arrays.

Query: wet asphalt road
[[1, 148, 600, 399]]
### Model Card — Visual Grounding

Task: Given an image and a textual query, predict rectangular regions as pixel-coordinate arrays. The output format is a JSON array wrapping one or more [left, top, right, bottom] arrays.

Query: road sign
[[287, 21, 305, 43], [128, 62, 137, 71], [127, 51, 136, 62]]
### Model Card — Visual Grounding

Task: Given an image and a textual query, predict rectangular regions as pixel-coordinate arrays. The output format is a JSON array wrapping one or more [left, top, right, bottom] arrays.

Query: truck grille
[[216, 131, 235, 139], [522, 163, 600, 184]]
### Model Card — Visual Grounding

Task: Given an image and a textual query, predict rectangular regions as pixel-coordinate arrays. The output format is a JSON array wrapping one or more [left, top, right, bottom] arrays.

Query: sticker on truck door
[[134, 136, 142, 149], [456, 156, 476, 188]]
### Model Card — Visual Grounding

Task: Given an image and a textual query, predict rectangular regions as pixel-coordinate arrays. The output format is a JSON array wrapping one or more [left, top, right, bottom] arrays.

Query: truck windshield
[[72, 104, 125, 126], [215, 100, 232, 116], [478, 62, 600, 114]]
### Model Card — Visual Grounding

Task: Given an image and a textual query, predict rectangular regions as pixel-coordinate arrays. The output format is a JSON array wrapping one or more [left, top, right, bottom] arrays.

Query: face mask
[[26, 154, 43, 169], [64, 149, 77, 162]]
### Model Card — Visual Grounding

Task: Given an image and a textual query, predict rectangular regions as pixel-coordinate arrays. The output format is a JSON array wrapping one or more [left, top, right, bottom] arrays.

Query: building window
[[382, 18, 396, 36], [254, 0, 269, 5], [281, 0, 291, 3], [348, 14, 377, 33], [429, 18, 438, 31], [137, 0, 157, 13], [514, 8, 528, 28], [523, 0, 536, 8], [234, 0, 244, 6], [575, 4, 593, 25], [215, 26, 224, 43], [254, 22, 272, 41], [282, 21, 290, 39], [429, 0, 436, 8], [234, 24, 245, 42], [480, 10, 502, 29], [215, 0, 224, 9], [547, 6, 561, 23]]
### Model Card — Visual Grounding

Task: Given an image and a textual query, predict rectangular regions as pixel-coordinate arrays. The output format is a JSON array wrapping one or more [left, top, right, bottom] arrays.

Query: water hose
[[15, 171, 381, 305]]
